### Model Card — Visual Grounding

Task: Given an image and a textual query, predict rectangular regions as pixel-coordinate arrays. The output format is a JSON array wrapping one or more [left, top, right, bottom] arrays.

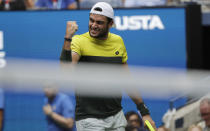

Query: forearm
[[129, 93, 150, 116], [60, 21, 78, 62], [129, 93, 143, 105], [49, 112, 74, 129], [130, 94, 157, 130], [60, 40, 72, 62]]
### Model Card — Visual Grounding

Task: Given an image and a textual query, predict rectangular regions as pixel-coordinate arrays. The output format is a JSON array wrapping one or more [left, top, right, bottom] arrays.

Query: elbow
[[66, 124, 73, 129], [65, 119, 74, 129]]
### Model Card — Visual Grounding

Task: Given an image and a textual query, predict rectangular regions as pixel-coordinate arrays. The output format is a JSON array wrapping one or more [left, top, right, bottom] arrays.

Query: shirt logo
[[115, 51, 119, 55]]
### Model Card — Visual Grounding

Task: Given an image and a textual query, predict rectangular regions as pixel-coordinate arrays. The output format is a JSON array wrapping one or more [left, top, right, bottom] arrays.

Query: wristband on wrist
[[64, 37, 72, 42], [137, 102, 150, 116], [60, 49, 72, 61]]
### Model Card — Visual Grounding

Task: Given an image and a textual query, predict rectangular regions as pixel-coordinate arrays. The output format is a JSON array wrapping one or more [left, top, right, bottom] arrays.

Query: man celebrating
[[60, 2, 156, 131]]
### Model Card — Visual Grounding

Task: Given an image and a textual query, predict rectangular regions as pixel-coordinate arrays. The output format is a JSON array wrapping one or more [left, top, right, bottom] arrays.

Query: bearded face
[[89, 14, 112, 39]]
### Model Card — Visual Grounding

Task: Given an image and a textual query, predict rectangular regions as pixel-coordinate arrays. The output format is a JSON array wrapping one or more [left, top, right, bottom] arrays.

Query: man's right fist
[[65, 21, 78, 39]]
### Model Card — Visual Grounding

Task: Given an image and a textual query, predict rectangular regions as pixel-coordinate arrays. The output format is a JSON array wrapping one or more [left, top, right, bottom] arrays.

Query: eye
[[97, 21, 104, 25]]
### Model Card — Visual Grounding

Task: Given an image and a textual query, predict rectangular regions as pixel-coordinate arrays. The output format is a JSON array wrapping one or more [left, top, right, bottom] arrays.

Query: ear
[[108, 20, 114, 28]]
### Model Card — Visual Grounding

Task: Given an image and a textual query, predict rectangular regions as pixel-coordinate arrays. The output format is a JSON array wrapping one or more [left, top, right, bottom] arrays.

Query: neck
[[98, 35, 108, 40], [92, 32, 109, 40]]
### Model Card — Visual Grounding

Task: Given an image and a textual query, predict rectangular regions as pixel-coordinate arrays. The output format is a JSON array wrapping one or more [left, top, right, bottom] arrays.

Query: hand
[[142, 115, 157, 130], [65, 21, 78, 39], [43, 104, 53, 116]]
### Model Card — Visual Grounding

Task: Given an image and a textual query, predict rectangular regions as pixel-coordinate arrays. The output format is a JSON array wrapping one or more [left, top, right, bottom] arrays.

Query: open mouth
[[90, 28, 100, 34], [91, 30, 98, 34]]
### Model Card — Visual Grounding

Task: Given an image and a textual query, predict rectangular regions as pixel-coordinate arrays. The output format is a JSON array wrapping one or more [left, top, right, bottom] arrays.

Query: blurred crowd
[[0, 0, 209, 12]]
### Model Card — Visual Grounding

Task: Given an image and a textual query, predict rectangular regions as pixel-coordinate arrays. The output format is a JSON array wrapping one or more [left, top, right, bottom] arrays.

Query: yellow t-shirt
[[71, 32, 128, 64]]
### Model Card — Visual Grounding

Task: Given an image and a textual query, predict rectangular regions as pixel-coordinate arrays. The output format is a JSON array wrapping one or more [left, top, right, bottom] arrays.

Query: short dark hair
[[107, 17, 113, 24]]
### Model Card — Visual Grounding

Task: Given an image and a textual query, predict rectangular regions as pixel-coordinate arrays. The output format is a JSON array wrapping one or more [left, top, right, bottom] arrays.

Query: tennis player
[[60, 2, 156, 131]]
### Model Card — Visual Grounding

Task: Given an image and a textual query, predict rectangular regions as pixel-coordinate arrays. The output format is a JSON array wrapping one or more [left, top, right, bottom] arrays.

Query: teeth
[[92, 28, 99, 31]]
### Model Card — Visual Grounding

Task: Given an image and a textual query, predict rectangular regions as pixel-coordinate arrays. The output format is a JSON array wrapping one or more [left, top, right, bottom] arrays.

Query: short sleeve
[[62, 96, 75, 118], [0, 88, 4, 109], [122, 46, 128, 63], [71, 35, 82, 56], [119, 37, 128, 63]]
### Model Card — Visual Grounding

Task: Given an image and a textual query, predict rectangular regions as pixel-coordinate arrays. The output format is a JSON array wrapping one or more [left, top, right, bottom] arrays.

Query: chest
[[80, 42, 124, 57], [50, 100, 63, 114]]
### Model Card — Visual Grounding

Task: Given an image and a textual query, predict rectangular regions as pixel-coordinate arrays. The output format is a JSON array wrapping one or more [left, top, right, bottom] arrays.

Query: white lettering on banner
[[0, 52, 5, 58], [0, 31, 6, 68], [0, 59, 6, 68], [114, 15, 165, 31]]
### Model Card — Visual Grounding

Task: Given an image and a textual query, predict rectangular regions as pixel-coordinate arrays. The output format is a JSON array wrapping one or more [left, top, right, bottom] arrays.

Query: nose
[[91, 22, 98, 28]]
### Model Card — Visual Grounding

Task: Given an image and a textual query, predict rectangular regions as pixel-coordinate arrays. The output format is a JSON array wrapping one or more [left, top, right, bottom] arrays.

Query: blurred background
[[0, 0, 210, 131]]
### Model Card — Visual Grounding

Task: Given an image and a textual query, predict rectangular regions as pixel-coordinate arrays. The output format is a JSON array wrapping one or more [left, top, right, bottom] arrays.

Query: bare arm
[[129, 94, 156, 130], [43, 105, 74, 129], [49, 112, 74, 129], [72, 51, 80, 64], [60, 21, 78, 62], [0, 109, 3, 131], [123, 63, 156, 130]]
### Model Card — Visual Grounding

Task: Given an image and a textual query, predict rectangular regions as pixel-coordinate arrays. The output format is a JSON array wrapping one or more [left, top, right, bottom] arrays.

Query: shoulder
[[72, 32, 90, 44], [73, 32, 89, 39], [58, 93, 69, 99], [109, 33, 126, 49], [110, 33, 123, 39], [57, 93, 73, 104], [58, 93, 74, 107], [109, 33, 124, 42]]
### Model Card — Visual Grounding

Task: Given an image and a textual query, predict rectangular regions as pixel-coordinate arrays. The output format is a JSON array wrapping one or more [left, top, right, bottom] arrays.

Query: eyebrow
[[89, 17, 105, 23]]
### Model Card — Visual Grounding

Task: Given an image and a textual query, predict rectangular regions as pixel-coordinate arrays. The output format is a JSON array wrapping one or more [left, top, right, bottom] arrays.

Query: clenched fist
[[43, 104, 53, 116], [65, 21, 78, 39]]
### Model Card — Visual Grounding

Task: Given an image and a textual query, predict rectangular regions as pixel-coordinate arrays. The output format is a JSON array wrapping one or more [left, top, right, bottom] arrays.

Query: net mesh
[[0, 58, 210, 131]]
